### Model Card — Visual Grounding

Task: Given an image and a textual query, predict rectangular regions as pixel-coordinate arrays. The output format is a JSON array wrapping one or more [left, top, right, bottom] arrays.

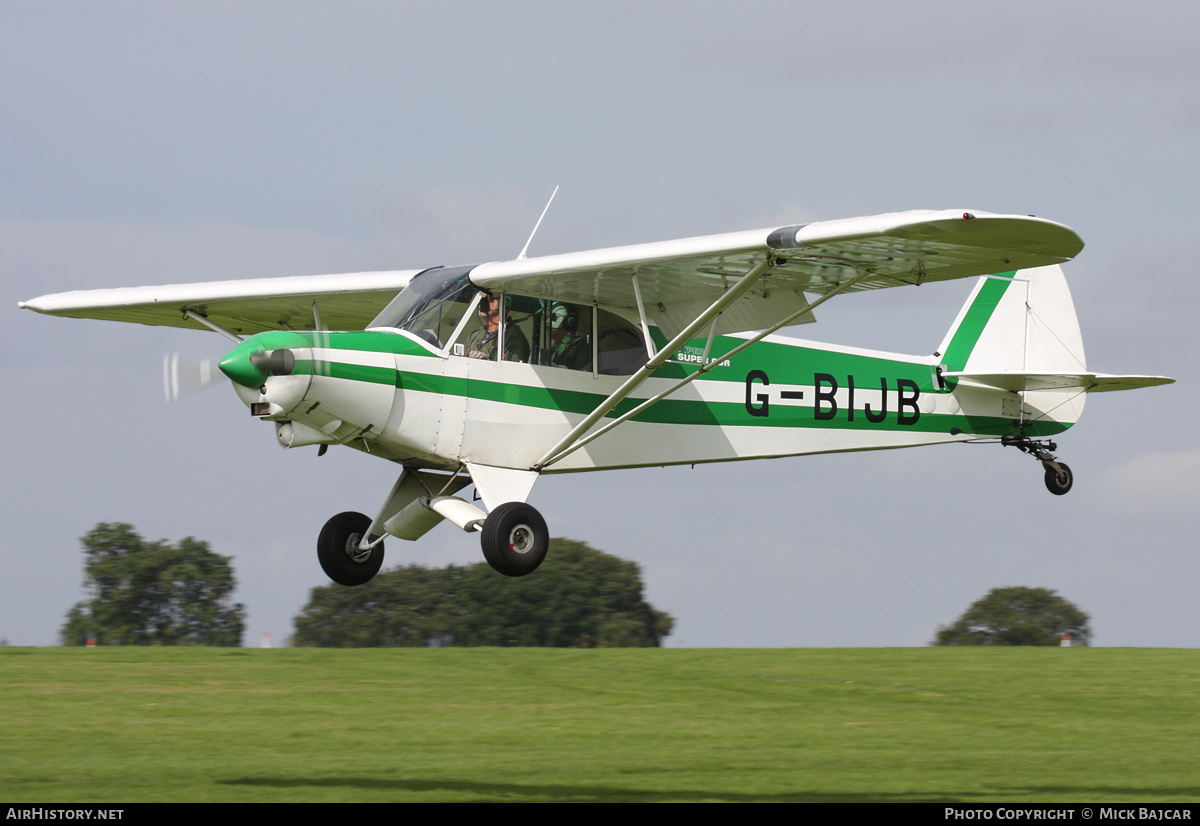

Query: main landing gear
[[1002, 436, 1073, 496], [316, 499, 549, 586], [317, 511, 385, 586], [480, 502, 550, 577]]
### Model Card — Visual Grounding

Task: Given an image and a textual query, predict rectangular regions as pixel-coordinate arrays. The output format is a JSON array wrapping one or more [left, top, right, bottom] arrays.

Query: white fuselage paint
[[250, 331, 1073, 474]]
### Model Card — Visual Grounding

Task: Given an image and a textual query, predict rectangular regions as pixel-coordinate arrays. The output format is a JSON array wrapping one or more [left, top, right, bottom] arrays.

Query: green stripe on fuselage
[[292, 360, 399, 386], [290, 325, 1068, 438], [295, 330, 440, 356]]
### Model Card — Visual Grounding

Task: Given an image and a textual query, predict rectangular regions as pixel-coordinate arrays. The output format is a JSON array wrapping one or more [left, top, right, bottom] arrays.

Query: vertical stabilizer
[[937, 265, 1088, 427]]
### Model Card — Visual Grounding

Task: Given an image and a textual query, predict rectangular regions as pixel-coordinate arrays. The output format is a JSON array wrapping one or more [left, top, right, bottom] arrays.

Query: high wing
[[471, 209, 1084, 339], [19, 210, 1081, 342], [18, 270, 423, 337]]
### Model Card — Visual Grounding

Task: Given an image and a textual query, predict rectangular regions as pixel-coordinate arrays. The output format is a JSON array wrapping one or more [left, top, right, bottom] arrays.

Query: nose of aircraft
[[218, 340, 268, 389], [218, 332, 304, 389]]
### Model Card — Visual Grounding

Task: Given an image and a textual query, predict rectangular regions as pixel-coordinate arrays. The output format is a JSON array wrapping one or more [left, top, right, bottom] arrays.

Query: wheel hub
[[345, 532, 372, 563], [508, 525, 534, 554]]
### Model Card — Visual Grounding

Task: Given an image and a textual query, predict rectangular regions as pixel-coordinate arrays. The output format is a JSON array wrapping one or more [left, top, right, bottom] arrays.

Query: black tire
[[480, 502, 549, 577], [317, 511, 384, 585], [1044, 462, 1073, 496]]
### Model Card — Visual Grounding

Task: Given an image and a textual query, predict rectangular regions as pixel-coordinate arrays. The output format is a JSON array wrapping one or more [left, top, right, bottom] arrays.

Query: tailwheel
[[1043, 462, 1073, 496], [318, 511, 385, 586], [1002, 436, 1074, 497], [480, 502, 549, 577]]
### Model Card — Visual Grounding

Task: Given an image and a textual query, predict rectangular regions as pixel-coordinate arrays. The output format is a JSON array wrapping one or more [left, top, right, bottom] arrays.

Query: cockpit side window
[[596, 308, 646, 375], [539, 300, 592, 371], [499, 295, 536, 364], [456, 294, 596, 370], [449, 295, 641, 375], [458, 293, 534, 363]]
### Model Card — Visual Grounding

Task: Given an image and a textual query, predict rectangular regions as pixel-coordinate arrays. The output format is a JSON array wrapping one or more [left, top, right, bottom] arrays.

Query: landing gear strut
[[480, 502, 549, 577], [318, 511, 385, 585], [316, 490, 551, 582], [1002, 436, 1073, 496]]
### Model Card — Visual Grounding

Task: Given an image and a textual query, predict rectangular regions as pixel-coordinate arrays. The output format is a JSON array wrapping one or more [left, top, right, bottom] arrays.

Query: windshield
[[368, 265, 479, 348]]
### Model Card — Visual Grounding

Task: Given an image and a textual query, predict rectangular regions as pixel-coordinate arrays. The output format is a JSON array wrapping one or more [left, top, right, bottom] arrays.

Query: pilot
[[549, 302, 589, 370], [468, 291, 530, 363]]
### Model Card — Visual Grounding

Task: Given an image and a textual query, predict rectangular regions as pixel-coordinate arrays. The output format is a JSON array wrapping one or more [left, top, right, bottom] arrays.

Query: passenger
[[468, 292, 531, 363], [549, 302, 590, 370]]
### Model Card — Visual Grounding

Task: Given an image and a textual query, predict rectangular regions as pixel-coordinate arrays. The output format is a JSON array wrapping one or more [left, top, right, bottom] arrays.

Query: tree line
[[60, 526, 672, 648], [293, 539, 674, 647], [59, 524, 1090, 648]]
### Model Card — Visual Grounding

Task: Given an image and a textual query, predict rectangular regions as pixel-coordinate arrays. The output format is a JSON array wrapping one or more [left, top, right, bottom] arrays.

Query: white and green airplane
[[20, 209, 1173, 585]]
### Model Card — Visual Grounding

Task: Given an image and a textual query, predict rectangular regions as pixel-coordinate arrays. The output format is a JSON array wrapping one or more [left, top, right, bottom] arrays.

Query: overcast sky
[[4, 1, 1196, 647]]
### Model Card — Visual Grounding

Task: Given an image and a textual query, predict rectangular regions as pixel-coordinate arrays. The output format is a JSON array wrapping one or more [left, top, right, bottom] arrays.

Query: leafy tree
[[291, 564, 462, 648], [293, 539, 674, 648], [61, 523, 246, 646], [933, 586, 1091, 646]]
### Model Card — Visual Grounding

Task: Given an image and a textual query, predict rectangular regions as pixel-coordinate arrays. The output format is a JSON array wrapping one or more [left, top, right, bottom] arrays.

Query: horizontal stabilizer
[[945, 371, 1174, 393]]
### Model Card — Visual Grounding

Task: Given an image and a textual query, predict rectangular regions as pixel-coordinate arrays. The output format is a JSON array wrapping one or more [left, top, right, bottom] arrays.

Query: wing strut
[[536, 268, 874, 470], [631, 274, 657, 360], [533, 256, 778, 470], [183, 310, 242, 343]]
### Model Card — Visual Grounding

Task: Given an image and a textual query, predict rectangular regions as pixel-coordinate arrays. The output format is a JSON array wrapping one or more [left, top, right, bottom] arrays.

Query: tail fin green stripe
[[941, 274, 1016, 371]]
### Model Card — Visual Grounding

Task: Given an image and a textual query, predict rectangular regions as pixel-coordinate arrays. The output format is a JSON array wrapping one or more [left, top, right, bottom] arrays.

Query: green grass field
[[1, 646, 1197, 802]]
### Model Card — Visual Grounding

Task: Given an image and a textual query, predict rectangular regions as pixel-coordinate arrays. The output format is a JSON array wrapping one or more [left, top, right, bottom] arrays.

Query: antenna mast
[[517, 186, 559, 260]]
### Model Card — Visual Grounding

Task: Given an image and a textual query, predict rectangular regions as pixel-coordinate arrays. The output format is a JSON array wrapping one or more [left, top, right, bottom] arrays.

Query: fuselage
[[221, 324, 1072, 474]]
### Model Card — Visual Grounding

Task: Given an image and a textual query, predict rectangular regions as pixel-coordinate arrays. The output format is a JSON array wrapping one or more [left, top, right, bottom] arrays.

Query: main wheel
[[317, 511, 384, 585], [1044, 462, 1073, 496], [480, 502, 549, 577]]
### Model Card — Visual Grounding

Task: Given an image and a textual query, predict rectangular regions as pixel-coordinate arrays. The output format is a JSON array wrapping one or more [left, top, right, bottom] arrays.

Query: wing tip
[[18, 298, 50, 314]]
